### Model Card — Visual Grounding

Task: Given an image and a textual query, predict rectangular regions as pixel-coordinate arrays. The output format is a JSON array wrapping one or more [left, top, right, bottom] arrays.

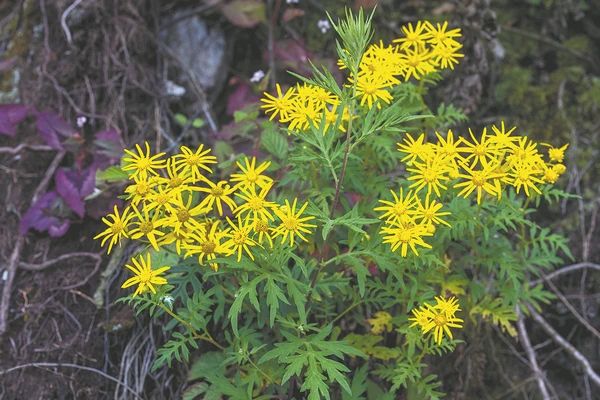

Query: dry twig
[[0, 362, 142, 399], [0, 150, 66, 335], [527, 304, 600, 387], [516, 308, 551, 400]]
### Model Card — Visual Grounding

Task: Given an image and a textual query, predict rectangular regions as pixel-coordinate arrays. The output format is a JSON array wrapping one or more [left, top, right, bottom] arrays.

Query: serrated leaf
[[261, 123, 288, 159]]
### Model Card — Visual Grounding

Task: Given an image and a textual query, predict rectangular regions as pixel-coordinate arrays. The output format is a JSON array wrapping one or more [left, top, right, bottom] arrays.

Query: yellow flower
[[145, 184, 179, 214], [380, 220, 432, 257], [374, 188, 418, 223], [407, 157, 451, 197], [198, 180, 237, 216], [121, 253, 170, 296], [163, 192, 209, 236], [413, 194, 451, 227], [542, 165, 560, 184], [398, 47, 435, 81], [546, 143, 569, 163], [397, 133, 432, 164], [393, 21, 432, 51], [261, 83, 296, 121], [508, 165, 544, 197], [552, 163, 566, 175], [173, 145, 217, 182], [409, 296, 463, 345], [272, 198, 316, 246], [94, 205, 134, 254], [367, 311, 393, 334], [431, 42, 464, 70], [122, 141, 166, 180], [225, 215, 259, 261], [252, 217, 274, 248], [459, 127, 503, 167], [285, 97, 322, 131], [156, 158, 195, 191], [425, 21, 462, 48], [230, 157, 273, 190], [234, 184, 276, 222], [506, 137, 542, 168], [351, 73, 394, 109], [128, 204, 166, 251], [454, 162, 505, 204], [124, 176, 158, 206], [489, 121, 518, 148], [184, 220, 231, 271]]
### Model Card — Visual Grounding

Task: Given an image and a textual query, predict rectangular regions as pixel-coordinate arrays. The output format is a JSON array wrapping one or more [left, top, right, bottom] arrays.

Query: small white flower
[[286, 0, 299, 4], [165, 80, 186, 97], [250, 69, 265, 83], [76, 116, 87, 128], [317, 19, 331, 34], [2, 270, 7, 281], [161, 295, 174, 309]]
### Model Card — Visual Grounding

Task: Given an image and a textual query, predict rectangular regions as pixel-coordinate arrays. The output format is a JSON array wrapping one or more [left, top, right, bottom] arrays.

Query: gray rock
[[161, 14, 226, 90]]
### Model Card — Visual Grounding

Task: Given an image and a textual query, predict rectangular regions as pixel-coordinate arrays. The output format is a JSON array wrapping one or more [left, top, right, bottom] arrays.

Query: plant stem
[[157, 302, 225, 351]]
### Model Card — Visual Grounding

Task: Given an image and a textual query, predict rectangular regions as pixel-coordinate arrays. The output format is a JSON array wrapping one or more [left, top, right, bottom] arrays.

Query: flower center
[[433, 313, 447, 326], [246, 171, 258, 182], [136, 182, 150, 196], [201, 241, 216, 254], [136, 158, 151, 170], [248, 197, 264, 211], [423, 169, 437, 182], [169, 176, 183, 188], [255, 220, 269, 233], [211, 186, 224, 197], [111, 222, 124, 234], [283, 216, 298, 230], [139, 221, 153, 234], [177, 209, 190, 223], [156, 193, 170, 205], [187, 154, 200, 166], [398, 230, 412, 243], [472, 172, 486, 187], [233, 232, 247, 245]]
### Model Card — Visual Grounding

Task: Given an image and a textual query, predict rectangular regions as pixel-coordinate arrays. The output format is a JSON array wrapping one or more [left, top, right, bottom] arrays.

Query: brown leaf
[[221, 0, 266, 28], [282, 8, 305, 23], [353, 0, 378, 10]]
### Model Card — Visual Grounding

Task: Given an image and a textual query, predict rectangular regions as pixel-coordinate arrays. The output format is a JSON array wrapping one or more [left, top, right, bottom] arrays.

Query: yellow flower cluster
[[367, 311, 393, 334], [409, 296, 464, 345], [94, 142, 316, 296], [260, 21, 463, 131], [376, 123, 568, 257], [350, 21, 463, 108]]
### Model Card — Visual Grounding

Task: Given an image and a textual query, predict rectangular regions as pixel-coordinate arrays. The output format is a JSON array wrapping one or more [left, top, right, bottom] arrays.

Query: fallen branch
[[0, 150, 66, 335], [19, 252, 100, 271], [0, 144, 54, 154], [516, 308, 551, 400], [0, 362, 142, 399], [527, 304, 600, 387], [529, 262, 600, 286]]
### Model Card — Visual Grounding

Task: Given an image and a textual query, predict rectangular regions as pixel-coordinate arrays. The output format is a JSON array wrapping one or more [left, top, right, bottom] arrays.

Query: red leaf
[[271, 39, 313, 75], [55, 168, 85, 218], [36, 111, 76, 150], [282, 8, 305, 23], [227, 82, 259, 116], [0, 104, 29, 137]]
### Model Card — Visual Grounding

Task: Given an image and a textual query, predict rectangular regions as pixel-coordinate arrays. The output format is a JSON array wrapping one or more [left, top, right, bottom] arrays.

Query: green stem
[[248, 356, 276, 384], [157, 302, 225, 351], [331, 300, 364, 325]]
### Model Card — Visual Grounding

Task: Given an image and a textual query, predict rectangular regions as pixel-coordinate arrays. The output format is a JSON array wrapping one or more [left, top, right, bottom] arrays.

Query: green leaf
[[96, 165, 129, 183], [261, 123, 288, 159]]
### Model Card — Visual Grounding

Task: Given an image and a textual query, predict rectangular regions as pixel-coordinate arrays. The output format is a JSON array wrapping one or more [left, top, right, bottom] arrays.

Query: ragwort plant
[[95, 9, 572, 399]]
